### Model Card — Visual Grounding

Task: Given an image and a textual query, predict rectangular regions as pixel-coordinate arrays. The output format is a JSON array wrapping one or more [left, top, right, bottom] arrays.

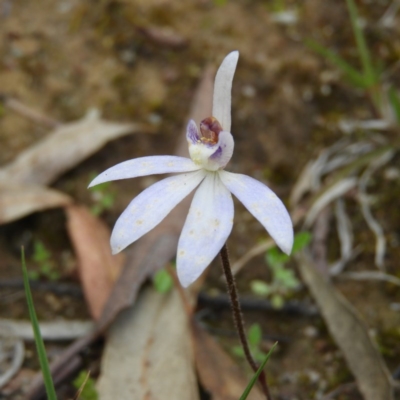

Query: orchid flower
[[89, 51, 293, 287]]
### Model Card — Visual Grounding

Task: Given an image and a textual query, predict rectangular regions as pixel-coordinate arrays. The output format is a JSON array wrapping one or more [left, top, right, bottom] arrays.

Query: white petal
[[177, 173, 234, 287], [111, 170, 206, 254], [219, 170, 293, 254], [88, 156, 199, 187], [212, 51, 239, 132]]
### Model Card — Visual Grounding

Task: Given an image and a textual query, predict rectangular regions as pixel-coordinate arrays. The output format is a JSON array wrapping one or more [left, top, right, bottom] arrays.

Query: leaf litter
[[0, 107, 152, 224], [2, 0, 400, 400]]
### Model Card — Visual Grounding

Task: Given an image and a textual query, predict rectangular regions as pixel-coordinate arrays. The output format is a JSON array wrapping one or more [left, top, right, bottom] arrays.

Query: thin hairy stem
[[219, 244, 272, 400]]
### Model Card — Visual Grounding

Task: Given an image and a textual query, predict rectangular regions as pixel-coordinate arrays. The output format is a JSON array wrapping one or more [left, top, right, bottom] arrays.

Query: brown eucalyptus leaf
[[296, 251, 394, 400], [0, 184, 72, 224], [65, 204, 125, 320], [192, 321, 264, 400], [0, 109, 150, 186], [97, 288, 199, 400]]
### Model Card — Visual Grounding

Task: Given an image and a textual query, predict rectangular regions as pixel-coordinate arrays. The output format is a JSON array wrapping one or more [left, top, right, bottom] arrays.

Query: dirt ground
[[1, 0, 400, 399]]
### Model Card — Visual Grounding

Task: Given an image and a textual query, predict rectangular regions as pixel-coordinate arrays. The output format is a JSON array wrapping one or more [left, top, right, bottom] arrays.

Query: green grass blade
[[389, 87, 400, 124], [239, 342, 277, 400], [21, 247, 57, 400], [345, 0, 377, 86], [305, 39, 366, 87]]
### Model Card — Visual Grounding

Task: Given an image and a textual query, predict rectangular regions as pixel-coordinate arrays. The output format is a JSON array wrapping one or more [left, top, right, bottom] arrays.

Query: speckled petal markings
[[110, 169, 206, 254], [219, 170, 293, 255], [88, 155, 200, 187], [177, 173, 234, 287]]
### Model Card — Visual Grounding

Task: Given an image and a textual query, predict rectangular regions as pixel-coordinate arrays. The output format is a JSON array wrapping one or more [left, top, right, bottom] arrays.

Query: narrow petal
[[219, 170, 293, 254], [111, 170, 206, 254], [88, 156, 199, 187], [212, 51, 239, 132], [177, 173, 234, 287]]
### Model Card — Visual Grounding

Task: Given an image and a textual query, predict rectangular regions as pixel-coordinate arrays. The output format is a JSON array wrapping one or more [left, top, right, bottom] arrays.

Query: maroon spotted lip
[[200, 116, 223, 145]]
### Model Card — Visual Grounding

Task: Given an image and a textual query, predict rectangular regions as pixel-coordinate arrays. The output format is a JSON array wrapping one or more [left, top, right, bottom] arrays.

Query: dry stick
[[219, 244, 272, 400], [0, 95, 61, 128]]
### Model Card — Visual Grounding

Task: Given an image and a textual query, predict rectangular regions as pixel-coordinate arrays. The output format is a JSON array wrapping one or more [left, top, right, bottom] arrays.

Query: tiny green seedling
[[232, 323, 269, 363], [73, 371, 98, 400], [88, 172, 116, 216], [251, 232, 311, 308], [153, 267, 174, 294], [30, 240, 60, 281]]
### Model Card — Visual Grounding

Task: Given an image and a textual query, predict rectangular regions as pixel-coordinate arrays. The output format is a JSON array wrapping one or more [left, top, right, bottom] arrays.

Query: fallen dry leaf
[[0, 109, 150, 187], [66, 204, 125, 320], [0, 108, 152, 225], [192, 321, 264, 400], [296, 251, 394, 400], [0, 184, 72, 224], [97, 288, 199, 400]]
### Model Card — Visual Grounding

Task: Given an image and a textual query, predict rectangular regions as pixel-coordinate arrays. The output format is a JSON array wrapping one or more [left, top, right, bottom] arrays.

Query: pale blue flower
[[89, 51, 293, 287]]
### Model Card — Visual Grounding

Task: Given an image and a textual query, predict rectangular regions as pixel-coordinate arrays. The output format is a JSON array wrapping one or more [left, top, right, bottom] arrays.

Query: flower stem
[[219, 244, 272, 400]]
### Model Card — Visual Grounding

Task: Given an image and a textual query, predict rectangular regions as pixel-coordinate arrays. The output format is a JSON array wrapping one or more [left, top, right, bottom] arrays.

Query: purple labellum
[[187, 120, 200, 144], [210, 146, 222, 160]]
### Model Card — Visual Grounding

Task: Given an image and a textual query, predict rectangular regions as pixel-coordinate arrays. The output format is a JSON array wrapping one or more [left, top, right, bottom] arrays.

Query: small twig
[[321, 382, 358, 400], [219, 244, 272, 400], [228, 239, 274, 277], [0, 338, 25, 389], [27, 333, 98, 400], [197, 292, 318, 316], [311, 206, 332, 276], [337, 271, 400, 287], [73, 370, 91, 400], [0, 278, 83, 297], [0, 318, 94, 341], [197, 324, 291, 344], [358, 150, 394, 270], [0, 95, 61, 128]]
